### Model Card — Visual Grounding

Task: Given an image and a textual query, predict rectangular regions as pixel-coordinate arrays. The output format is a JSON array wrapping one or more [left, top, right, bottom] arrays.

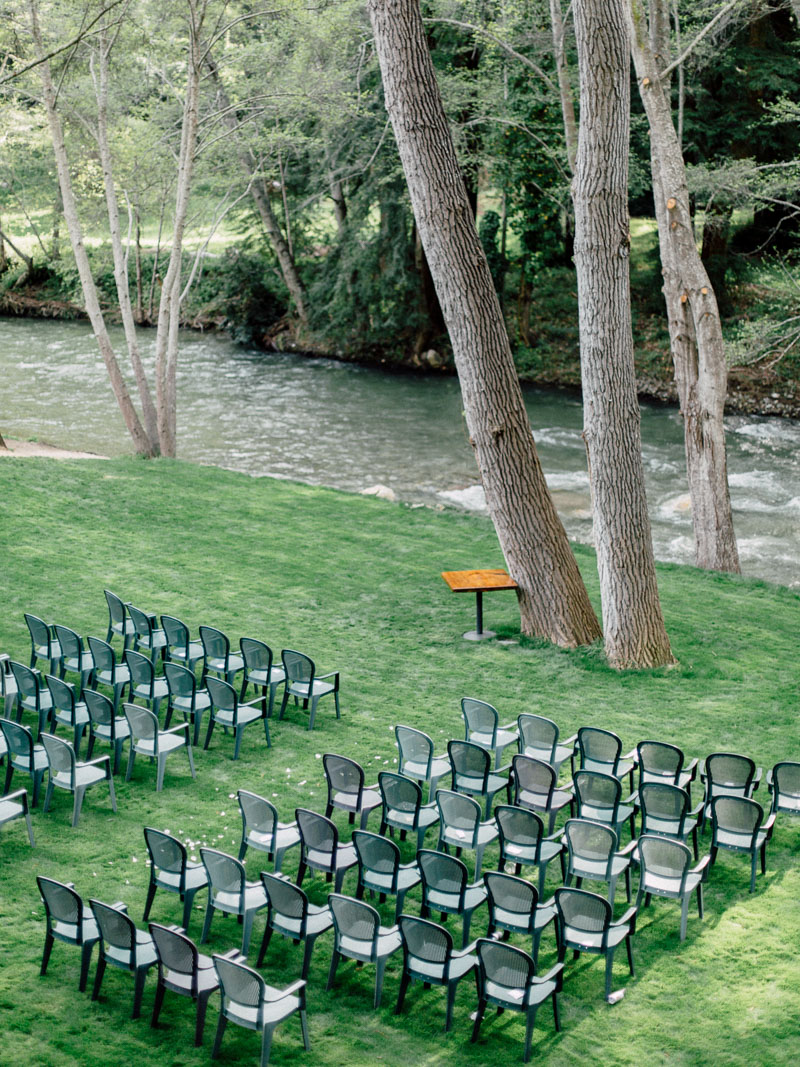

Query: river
[[2, 317, 799, 588]]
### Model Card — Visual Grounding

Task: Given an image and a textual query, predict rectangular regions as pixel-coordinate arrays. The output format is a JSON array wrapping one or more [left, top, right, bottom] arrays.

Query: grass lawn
[[1, 456, 798, 1067]]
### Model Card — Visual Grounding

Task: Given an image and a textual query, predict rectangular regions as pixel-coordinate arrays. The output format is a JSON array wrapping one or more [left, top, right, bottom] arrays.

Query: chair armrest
[[622, 748, 637, 761], [763, 812, 777, 837], [623, 792, 638, 806], [112, 901, 129, 912], [364, 781, 380, 792], [536, 962, 565, 992], [690, 802, 704, 818], [544, 829, 564, 843], [684, 758, 699, 781], [0, 653, 10, 670], [752, 768, 763, 791], [691, 855, 712, 879], [618, 840, 639, 857], [5, 787, 29, 810], [317, 671, 339, 685], [494, 763, 512, 776], [454, 941, 479, 958], [500, 721, 518, 732], [612, 906, 637, 934], [218, 947, 246, 962], [562, 734, 577, 747], [163, 723, 192, 738], [84, 756, 112, 770], [242, 696, 268, 711], [265, 978, 306, 1004]]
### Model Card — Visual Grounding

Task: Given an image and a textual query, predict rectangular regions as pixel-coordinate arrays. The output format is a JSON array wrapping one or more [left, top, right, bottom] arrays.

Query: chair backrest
[[105, 590, 126, 630], [328, 893, 379, 953], [324, 753, 365, 803], [201, 848, 245, 900], [206, 676, 237, 713], [555, 886, 612, 945], [379, 771, 423, 822], [144, 826, 187, 876], [475, 939, 535, 1002], [38, 875, 84, 931], [84, 688, 115, 728], [637, 739, 684, 785], [281, 649, 314, 685], [577, 726, 623, 774], [495, 804, 544, 858], [214, 955, 266, 1020], [436, 789, 482, 846], [418, 849, 468, 906], [54, 624, 83, 662], [637, 835, 692, 893], [200, 626, 231, 664], [10, 660, 41, 704], [353, 830, 400, 886], [639, 782, 691, 834], [711, 795, 763, 839], [87, 636, 116, 677], [1, 717, 34, 759], [261, 872, 309, 926], [484, 870, 538, 928], [164, 661, 197, 700], [398, 915, 453, 976], [448, 740, 491, 788], [240, 637, 272, 673], [395, 725, 435, 777], [149, 922, 198, 980], [91, 900, 136, 955], [295, 808, 337, 858], [125, 650, 155, 692], [461, 698, 499, 743], [772, 761, 800, 805], [512, 754, 557, 805], [574, 770, 622, 821], [25, 613, 53, 654], [517, 713, 560, 763], [127, 604, 155, 640], [564, 818, 618, 877], [41, 732, 76, 783], [238, 790, 278, 848], [161, 615, 190, 653], [705, 753, 756, 796], [124, 702, 159, 744], [45, 674, 78, 717]]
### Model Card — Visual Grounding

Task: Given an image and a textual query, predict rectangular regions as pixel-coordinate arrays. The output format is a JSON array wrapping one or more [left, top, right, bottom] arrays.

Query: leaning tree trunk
[[29, 0, 154, 457], [368, 0, 601, 648], [626, 0, 740, 572], [572, 0, 673, 667]]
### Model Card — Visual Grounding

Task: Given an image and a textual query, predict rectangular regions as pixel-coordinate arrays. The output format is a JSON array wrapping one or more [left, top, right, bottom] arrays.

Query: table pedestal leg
[[463, 591, 496, 641]]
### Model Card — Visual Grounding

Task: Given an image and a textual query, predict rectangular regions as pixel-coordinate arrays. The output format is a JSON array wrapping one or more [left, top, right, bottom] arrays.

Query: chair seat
[[94, 665, 131, 687], [50, 763, 107, 790], [226, 993, 302, 1029], [493, 901, 556, 934], [288, 678, 334, 700], [408, 951, 476, 983], [339, 926, 401, 961], [52, 915, 99, 944], [486, 974, 557, 1007], [715, 827, 768, 852], [775, 795, 800, 813], [246, 666, 285, 687], [54, 704, 90, 728], [518, 787, 572, 812], [572, 853, 630, 881], [247, 824, 301, 853], [64, 652, 95, 674], [428, 884, 486, 913], [503, 839, 561, 865], [442, 823, 498, 849], [208, 654, 244, 674], [139, 630, 167, 650], [163, 955, 218, 994], [172, 692, 211, 713], [470, 727, 518, 751], [132, 679, 169, 701], [33, 639, 62, 660], [386, 804, 439, 831], [455, 772, 507, 795], [521, 742, 573, 769], [642, 870, 703, 899], [0, 796, 26, 821], [331, 787, 381, 815], [363, 865, 421, 894], [171, 641, 204, 665], [20, 692, 53, 713], [307, 843, 357, 870], [156, 862, 208, 893], [580, 802, 634, 827], [93, 718, 131, 742], [213, 882, 268, 915], [404, 756, 450, 782], [642, 815, 688, 838], [215, 704, 262, 728], [273, 904, 333, 939], [106, 929, 157, 968], [12, 745, 48, 772], [562, 921, 630, 951], [135, 732, 187, 757]]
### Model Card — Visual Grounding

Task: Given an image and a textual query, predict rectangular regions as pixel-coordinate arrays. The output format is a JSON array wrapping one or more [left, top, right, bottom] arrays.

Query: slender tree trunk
[[94, 30, 159, 452], [549, 0, 578, 174], [29, 0, 153, 457], [0, 219, 5, 272], [134, 203, 144, 324], [50, 188, 62, 261], [368, 0, 601, 647], [573, 0, 673, 668], [626, 0, 740, 572], [0, 430, 7, 449]]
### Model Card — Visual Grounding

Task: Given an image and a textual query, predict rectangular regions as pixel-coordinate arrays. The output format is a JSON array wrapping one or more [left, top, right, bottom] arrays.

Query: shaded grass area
[[1, 457, 798, 1067]]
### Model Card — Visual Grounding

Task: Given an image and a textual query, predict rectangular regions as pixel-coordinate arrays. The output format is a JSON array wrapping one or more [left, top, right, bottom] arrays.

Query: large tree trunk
[[573, 0, 673, 668], [29, 0, 154, 457], [368, 0, 601, 648], [626, 0, 740, 573]]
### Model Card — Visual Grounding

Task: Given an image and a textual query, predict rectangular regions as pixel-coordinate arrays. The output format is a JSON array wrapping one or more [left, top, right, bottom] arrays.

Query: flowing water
[[2, 317, 799, 587]]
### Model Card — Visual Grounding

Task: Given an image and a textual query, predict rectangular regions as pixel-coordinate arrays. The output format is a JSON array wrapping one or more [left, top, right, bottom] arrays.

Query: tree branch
[[422, 16, 556, 92], [660, 0, 748, 78]]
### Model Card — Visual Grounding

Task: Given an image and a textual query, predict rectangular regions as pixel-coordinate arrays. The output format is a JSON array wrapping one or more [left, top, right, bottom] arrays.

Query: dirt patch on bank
[[0, 438, 109, 460]]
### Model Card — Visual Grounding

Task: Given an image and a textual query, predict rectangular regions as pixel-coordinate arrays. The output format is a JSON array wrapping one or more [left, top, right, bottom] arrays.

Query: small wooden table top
[[441, 568, 518, 593]]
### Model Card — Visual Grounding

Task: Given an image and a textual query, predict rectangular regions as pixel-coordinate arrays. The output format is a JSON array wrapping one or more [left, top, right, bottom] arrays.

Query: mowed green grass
[[0, 456, 798, 1067]]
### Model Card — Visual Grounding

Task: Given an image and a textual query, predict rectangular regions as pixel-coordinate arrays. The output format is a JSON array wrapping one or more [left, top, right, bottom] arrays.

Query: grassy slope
[[0, 457, 798, 1067]]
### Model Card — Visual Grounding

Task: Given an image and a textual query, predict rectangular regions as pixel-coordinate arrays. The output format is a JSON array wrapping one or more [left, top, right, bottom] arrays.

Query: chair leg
[[461, 910, 473, 949], [143, 878, 157, 922], [445, 981, 458, 1032], [186, 741, 196, 779], [308, 697, 319, 731], [395, 970, 410, 1016], [278, 691, 289, 720], [552, 989, 561, 1031], [32, 769, 44, 808], [300, 935, 316, 980], [374, 957, 388, 1008], [268, 682, 279, 718], [257, 924, 273, 968], [626, 933, 635, 976], [697, 883, 704, 920], [524, 1005, 539, 1063], [40, 932, 54, 977], [680, 893, 690, 941], [204, 717, 215, 750], [334, 866, 348, 894], [296, 861, 307, 887], [195, 990, 212, 1046], [299, 1008, 311, 1052], [43, 778, 55, 814], [263, 715, 271, 748], [79, 941, 95, 992], [201, 901, 214, 943], [604, 947, 617, 1001], [151, 978, 166, 1028], [750, 850, 758, 892], [183, 888, 198, 931], [24, 808, 34, 846], [212, 1013, 227, 1059], [609, 876, 617, 908], [241, 909, 255, 956], [133, 965, 148, 1018], [471, 998, 487, 1043], [156, 754, 167, 792], [126, 745, 136, 782], [326, 950, 340, 991], [260, 1024, 276, 1067], [92, 955, 107, 1001], [72, 787, 85, 828]]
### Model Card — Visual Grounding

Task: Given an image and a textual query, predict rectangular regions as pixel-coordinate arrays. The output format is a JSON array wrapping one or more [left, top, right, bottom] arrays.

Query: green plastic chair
[[573, 726, 636, 791], [295, 807, 357, 893], [279, 649, 340, 730], [517, 713, 576, 776], [24, 613, 61, 675], [199, 625, 244, 685], [378, 770, 439, 850], [636, 739, 698, 794], [125, 649, 169, 718], [700, 752, 762, 831], [395, 725, 450, 799], [353, 829, 421, 921], [87, 635, 130, 712], [1, 787, 34, 846], [240, 638, 285, 718], [1, 654, 18, 719], [323, 753, 380, 828], [767, 761, 800, 816], [418, 848, 487, 948], [326, 893, 401, 1009], [104, 589, 136, 649], [143, 826, 209, 932], [41, 732, 116, 827], [448, 740, 510, 819], [462, 697, 518, 769], [709, 795, 775, 892], [10, 660, 53, 740], [563, 818, 636, 906], [484, 870, 556, 967], [38, 877, 99, 990], [53, 624, 94, 695], [471, 939, 563, 1063], [395, 915, 477, 1032], [164, 661, 211, 746], [237, 790, 300, 871], [124, 703, 195, 792], [435, 789, 498, 879], [161, 615, 204, 671], [634, 835, 710, 940], [44, 674, 90, 758], [636, 781, 702, 858], [200, 848, 268, 956], [149, 922, 219, 1046], [573, 770, 636, 841], [127, 603, 168, 665], [257, 872, 333, 978], [212, 953, 310, 1067], [1, 716, 48, 806], [554, 886, 637, 1002], [495, 803, 565, 895], [90, 899, 158, 1018], [204, 676, 270, 759], [84, 688, 130, 775]]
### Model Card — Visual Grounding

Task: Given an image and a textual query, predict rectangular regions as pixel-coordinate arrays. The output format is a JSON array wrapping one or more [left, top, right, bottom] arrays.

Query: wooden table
[[441, 569, 518, 641]]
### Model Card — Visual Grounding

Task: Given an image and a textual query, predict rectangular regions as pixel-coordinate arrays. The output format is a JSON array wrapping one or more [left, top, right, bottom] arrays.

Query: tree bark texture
[[368, 0, 602, 648], [572, 0, 673, 668], [29, 0, 154, 457], [626, 0, 740, 573]]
